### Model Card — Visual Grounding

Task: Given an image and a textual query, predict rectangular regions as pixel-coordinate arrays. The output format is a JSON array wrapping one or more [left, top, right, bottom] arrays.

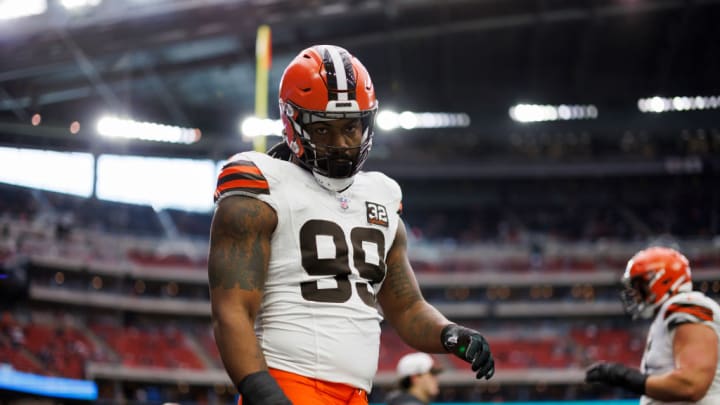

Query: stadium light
[[398, 111, 418, 129], [96, 116, 201, 144], [239, 117, 283, 139], [509, 104, 598, 123], [376, 110, 471, 131], [376, 110, 399, 131], [637, 95, 720, 113], [0, 0, 47, 20], [239, 110, 471, 137]]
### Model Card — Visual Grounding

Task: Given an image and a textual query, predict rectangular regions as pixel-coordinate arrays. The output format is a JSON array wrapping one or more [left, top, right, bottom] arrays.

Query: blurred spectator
[[385, 353, 443, 405]]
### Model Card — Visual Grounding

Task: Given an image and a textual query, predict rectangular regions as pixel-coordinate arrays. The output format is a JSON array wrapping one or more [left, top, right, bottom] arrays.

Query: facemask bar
[[620, 275, 655, 319], [282, 101, 376, 179], [620, 282, 643, 319]]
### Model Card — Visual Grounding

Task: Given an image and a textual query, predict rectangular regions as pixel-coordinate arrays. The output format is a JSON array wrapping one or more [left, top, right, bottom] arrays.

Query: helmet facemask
[[282, 101, 375, 180], [620, 273, 657, 319]]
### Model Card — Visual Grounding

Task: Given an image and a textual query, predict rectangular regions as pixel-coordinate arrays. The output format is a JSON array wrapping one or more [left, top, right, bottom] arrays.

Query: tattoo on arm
[[405, 305, 443, 337], [208, 197, 276, 291], [380, 218, 450, 350], [381, 218, 429, 318], [384, 259, 422, 308]]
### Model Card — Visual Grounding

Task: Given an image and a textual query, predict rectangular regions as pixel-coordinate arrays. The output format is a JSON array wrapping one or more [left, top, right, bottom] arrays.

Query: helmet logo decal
[[648, 268, 664, 287], [669, 275, 688, 293], [316, 45, 356, 102]]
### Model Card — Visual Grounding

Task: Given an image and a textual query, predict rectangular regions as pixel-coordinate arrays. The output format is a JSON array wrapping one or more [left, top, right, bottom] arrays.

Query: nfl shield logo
[[339, 196, 350, 210]]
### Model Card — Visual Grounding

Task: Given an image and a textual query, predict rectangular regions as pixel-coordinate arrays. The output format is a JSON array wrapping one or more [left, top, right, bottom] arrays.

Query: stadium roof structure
[[0, 0, 719, 161]]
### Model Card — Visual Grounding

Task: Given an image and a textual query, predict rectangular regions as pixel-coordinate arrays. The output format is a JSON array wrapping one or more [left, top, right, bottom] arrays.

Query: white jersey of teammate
[[215, 151, 401, 392], [640, 291, 720, 405]]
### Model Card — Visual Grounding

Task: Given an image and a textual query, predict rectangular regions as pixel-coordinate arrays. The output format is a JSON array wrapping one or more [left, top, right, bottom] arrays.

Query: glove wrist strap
[[441, 323, 476, 358], [440, 324, 460, 353]]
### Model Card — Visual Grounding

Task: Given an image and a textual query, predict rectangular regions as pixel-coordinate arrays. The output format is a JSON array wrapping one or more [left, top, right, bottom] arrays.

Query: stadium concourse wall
[[27, 259, 719, 319]]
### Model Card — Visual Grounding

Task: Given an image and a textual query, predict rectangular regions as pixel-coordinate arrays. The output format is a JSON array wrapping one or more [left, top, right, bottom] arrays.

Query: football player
[[586, 246, 720, 404], [208, 45, 494, 405]]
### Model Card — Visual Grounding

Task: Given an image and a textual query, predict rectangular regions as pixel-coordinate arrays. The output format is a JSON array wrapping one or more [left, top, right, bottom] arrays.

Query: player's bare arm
[[645, 323, 718, 402], [377, 217, 451, 352], [378, 218, 495, 380], [208, 195, 277, 385]]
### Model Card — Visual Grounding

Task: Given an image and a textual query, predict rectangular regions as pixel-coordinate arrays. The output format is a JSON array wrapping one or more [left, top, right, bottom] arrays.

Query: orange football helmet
[[278, 45, 377, 189], [621, 246, 693, 319]]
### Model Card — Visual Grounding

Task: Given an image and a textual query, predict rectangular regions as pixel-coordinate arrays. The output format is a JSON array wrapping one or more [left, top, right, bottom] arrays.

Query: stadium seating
[[90, 323, 205, 370], [0, 179, 717, 404]]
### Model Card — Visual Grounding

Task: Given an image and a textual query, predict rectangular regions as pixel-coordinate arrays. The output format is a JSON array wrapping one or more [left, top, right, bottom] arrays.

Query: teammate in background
[[585, 246, 720, 404], [208, 45, 494, 405], [385, 352, 443, 405]]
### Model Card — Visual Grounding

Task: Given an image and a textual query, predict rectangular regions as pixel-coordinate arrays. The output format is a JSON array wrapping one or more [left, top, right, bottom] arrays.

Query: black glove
[[237, 370, 293, 405], [441, 324, 495, 380], [585, 362, 647, 395]]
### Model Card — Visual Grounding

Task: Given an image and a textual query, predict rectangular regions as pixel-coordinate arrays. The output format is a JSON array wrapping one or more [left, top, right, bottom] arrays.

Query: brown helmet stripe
[[315, 45, 356, 102]]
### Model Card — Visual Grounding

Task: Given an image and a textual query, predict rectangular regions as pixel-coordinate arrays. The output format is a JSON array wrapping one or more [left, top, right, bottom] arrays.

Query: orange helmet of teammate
[[621, 246, 693, 319], [278, 45, 378, 189]]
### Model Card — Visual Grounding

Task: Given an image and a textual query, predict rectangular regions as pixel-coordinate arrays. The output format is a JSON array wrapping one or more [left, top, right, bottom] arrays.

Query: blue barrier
[[0, 364, 98, 400]]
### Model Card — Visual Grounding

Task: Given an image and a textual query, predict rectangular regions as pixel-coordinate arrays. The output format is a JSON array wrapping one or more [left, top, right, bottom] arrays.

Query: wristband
[[237, 370, 292, 405], [619, 367, 648, 395], [586, 363, 648, 395], [441, 324, 470, 357]]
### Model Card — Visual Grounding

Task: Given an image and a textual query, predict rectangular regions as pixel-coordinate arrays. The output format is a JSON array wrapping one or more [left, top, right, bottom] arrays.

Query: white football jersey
[[640, 291, 720, 405], [214, 151, 401, 392]]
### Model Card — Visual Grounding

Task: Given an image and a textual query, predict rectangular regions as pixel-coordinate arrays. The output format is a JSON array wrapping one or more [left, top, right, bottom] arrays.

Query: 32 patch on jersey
[[366, 201, 388, 227]]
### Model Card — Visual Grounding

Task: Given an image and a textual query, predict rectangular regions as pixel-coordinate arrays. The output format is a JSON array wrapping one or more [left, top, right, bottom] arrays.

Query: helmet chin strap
[[312, 171, 354, 192]]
